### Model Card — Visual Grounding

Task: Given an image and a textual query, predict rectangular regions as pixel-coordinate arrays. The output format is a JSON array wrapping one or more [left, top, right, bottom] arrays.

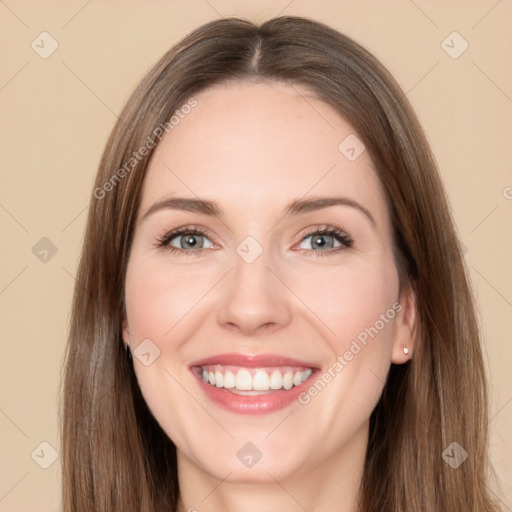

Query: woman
[[60, 15, 502, 511]]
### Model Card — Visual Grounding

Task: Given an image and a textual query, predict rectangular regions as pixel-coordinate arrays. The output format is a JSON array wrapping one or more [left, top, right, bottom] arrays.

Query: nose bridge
[[216, 236, 291, 334]]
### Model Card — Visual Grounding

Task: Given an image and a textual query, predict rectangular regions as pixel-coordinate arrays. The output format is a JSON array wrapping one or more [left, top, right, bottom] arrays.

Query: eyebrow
[[140, 195, 376, 227]]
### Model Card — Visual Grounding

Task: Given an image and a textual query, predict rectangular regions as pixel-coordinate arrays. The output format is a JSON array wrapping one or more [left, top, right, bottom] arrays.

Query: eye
[[296, 226, 353, 256], [155, 224, 353, 257], [156, 225, 214, 255]]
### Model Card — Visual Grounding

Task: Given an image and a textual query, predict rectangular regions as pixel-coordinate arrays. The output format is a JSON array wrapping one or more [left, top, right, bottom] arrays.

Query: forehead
[[141, 80, 388, 226]]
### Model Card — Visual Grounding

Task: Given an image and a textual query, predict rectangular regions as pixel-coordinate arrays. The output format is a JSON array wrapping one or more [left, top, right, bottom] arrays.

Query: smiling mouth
[[194, 365, 313, 394]]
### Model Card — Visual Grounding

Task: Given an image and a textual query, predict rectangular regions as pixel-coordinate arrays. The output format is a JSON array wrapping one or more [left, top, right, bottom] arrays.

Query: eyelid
[[298, 224, 346, 236]]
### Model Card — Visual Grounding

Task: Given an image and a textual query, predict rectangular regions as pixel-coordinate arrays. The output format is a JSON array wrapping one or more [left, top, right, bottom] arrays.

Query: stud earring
[[403, 346, 409, 355]]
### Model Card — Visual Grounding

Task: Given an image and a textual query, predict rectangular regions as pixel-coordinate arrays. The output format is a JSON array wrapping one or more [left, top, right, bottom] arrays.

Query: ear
[[391, 285, 417, 364]]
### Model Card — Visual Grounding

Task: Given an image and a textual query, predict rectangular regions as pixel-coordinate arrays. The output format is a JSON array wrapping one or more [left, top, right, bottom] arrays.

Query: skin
[[122, 80, 416, 512]]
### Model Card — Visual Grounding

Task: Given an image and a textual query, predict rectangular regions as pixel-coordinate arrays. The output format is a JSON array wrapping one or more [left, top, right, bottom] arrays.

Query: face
[[122, 80, 415, 485]]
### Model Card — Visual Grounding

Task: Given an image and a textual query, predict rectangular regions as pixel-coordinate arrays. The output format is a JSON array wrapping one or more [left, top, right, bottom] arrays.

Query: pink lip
[[190, 352, 318, 368], [189, 353, 319, 415]]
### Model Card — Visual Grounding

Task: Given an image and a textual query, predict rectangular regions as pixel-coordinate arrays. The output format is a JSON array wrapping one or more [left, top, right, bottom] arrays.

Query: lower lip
[[192, 370, 317, 415]]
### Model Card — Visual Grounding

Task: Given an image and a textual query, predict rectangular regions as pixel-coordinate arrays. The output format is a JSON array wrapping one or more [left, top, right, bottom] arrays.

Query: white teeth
[[283, 371, 293, 390], [235, 369, 253, 390], [200, 366, 313, 392], [223, 370, 235, 388], [253, 369, 270, 391], [268, 370, 282, 389]]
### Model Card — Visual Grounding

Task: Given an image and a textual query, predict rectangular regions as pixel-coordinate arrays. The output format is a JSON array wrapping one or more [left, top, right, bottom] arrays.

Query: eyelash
[[154, 224, 354, 258], [297, 226, 354, 257]]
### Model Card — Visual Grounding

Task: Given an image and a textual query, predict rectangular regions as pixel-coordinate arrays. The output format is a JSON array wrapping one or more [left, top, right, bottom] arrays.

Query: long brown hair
[[60, 15, 502, 511]]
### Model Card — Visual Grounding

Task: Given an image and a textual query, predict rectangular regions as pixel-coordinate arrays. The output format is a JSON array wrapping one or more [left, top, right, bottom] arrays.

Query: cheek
[[123, 257, 213, 451], [124, 257, 218, 343], [289, 262, 399, 441], [288, 257, 399, 354]]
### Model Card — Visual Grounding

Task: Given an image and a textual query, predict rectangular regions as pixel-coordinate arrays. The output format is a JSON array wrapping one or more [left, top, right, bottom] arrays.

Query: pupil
[[313, 235, 332, 249], [184, 235, 199, 248]]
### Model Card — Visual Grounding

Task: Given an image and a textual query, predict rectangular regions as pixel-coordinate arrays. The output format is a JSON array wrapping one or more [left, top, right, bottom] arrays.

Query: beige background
[[1, 1, 511, 510]]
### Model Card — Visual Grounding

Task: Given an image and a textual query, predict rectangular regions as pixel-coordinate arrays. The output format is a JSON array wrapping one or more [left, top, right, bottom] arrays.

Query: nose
[[216, 247, 292, 336]]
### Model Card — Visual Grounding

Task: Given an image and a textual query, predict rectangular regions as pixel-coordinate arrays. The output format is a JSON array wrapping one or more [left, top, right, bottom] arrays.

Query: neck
[[176, 421, 368, 512]]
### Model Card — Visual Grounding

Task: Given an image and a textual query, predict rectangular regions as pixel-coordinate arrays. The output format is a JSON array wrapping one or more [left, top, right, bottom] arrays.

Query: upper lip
[[190, 353, 319, 369]]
